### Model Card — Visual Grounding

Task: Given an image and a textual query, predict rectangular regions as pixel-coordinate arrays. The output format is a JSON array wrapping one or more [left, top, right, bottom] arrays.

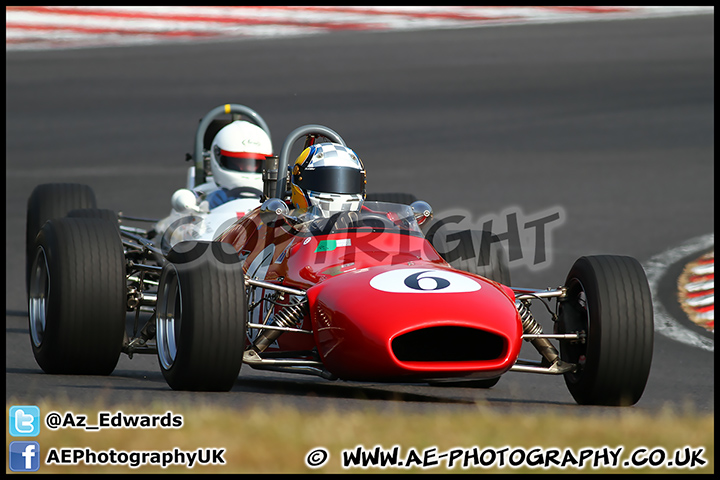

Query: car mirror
[[411, 200, 433, 226]]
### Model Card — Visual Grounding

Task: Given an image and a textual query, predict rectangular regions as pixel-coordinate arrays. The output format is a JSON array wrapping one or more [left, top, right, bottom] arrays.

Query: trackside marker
[[642, 233, 714, 352]]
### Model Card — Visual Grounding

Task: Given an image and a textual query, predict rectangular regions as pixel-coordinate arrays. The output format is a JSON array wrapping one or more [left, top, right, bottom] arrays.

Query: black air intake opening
[[392, 326, 505, 362]]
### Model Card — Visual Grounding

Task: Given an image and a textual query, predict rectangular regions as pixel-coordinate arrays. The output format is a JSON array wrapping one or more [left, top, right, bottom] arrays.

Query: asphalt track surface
[[6, 14, 714, 414]]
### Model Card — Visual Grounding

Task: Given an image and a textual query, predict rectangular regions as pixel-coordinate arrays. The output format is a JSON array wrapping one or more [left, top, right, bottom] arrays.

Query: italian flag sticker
[[315, 239, 351, 253]]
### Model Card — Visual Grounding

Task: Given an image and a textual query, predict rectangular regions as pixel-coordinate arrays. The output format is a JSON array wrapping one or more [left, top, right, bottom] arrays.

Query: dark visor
[[295, 166, 365, 195], [218, 149, 266, 173]]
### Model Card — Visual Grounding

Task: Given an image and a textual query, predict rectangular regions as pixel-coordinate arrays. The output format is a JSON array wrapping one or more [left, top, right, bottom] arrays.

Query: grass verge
[[6, 399, 714, 474]]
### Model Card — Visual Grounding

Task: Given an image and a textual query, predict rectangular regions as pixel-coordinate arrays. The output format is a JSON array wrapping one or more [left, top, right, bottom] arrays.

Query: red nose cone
[[306, 264, 522, 381]]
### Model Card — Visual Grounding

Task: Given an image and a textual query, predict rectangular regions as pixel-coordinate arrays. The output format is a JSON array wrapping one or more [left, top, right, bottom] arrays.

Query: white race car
[[153, 103, 274, 250]]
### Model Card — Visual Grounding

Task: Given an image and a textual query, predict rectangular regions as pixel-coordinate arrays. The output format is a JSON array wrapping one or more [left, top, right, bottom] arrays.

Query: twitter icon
[[9, 406, 40, 437]]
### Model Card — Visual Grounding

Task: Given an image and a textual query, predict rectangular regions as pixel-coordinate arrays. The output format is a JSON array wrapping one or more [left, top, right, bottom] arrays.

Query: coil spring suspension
[[252, 297, 308, 353], [516, 299, 543, 335], [516, 299, 560, 365], [273, 298, 308, 329]]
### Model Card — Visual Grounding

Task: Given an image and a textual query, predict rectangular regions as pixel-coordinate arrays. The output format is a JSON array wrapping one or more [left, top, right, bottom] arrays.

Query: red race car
[[27, 124, 654, 407], [155, 125, 654, 406]]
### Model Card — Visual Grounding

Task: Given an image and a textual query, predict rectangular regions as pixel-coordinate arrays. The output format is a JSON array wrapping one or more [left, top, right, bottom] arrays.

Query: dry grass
[[6, 399, 714, 473]]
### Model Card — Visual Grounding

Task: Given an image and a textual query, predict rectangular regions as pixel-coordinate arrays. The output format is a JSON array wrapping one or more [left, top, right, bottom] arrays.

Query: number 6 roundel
[[369, 269, 481, 293]]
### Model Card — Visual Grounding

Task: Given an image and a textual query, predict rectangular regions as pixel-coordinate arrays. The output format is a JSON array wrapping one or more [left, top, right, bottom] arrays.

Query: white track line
[[642, 233, 714, 352]]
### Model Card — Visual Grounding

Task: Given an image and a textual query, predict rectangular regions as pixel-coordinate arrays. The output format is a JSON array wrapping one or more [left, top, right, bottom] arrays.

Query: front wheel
[[156, 241, 247, 391], [28, 217, 126, 375], [557, 255, 654, 406]]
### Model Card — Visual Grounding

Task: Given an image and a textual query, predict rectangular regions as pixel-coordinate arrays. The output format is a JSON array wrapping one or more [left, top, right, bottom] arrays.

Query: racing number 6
[[403, 270, 451, 291]]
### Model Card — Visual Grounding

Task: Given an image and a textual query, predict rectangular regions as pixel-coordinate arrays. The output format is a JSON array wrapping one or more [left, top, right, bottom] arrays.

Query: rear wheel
[[156, 241, 247, 391], [26, 183, 96, 292], [28, 217, 126, 375], [558, 255, 654, 406]]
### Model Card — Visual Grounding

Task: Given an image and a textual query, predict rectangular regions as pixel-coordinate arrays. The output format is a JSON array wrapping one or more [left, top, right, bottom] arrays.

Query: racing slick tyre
[[28, 217, 126, 375], [26, 183, 97, 293], [365, 192, 418, 205], [67, 208, 120, 236], [156, 241, 247, 392], [557, 255, 654, 406], [431, 229, 511, 286]]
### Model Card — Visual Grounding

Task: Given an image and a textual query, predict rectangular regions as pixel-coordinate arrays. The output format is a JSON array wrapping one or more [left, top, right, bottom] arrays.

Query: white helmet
[[209, 120, 272, 190], [290, 142, 366, 217]]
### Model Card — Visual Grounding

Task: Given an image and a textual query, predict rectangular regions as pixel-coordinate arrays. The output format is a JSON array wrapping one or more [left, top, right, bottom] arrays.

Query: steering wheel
[[356, 212, 396, 232]]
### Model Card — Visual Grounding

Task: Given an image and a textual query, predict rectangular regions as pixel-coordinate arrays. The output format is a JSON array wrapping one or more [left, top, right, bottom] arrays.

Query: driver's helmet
[[209, 120, 272, 191], [290, 142, 366, 216]]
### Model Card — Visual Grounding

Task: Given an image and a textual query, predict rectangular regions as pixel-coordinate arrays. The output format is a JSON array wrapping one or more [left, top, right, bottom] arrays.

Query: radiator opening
[[391, 326, 505, 362]]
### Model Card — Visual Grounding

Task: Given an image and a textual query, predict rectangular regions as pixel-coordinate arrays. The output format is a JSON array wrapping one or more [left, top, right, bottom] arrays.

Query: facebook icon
[[9, 441, 41, 472]]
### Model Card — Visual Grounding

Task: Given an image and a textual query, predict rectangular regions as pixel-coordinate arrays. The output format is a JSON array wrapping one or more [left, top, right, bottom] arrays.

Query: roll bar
[[275, 124, 346, 199]]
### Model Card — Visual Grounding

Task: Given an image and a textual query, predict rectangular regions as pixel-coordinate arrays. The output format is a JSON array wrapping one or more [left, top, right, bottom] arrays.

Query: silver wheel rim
[[563, 277, 589, 382], [28, 246, 50, 348], [157, 266, 181, 370]]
